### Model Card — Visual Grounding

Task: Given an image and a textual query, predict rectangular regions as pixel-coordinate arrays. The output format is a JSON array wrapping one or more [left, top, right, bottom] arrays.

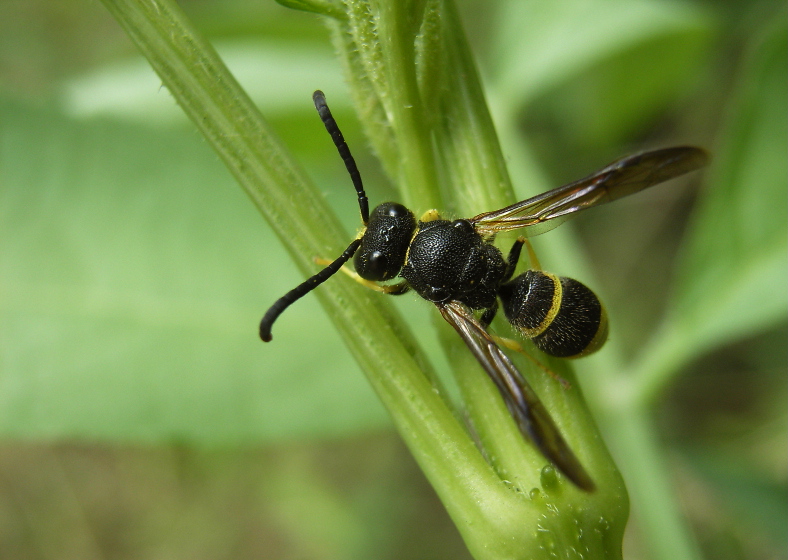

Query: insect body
[[260, 90, 708, 491], [397, 215, 608, 359]]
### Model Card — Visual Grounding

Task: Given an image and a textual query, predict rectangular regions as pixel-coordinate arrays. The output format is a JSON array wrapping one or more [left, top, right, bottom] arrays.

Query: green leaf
[[673, 14, 787, 339], [633, 12, 788, 404], [490, 0, 713, 149], [682, 444, 788, 555], [0, 101, 389, 442], [275, 0, 347, 20], [61, 39, 346, 124]]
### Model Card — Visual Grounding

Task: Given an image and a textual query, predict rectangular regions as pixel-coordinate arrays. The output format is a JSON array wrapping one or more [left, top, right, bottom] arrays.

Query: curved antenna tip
[[258, 238, 362, 344], [259, 320, 273, 342]]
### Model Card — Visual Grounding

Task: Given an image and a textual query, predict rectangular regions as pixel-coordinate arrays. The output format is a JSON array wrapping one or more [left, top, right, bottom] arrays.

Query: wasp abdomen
[[500, 270, 608, 358]]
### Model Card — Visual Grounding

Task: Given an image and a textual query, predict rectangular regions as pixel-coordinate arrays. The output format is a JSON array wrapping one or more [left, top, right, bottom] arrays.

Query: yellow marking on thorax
[[419, 208, 441, 222]]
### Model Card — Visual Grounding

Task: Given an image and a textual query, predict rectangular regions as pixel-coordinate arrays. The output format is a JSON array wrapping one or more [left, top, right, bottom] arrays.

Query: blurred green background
[[0, 0, 785, 559]]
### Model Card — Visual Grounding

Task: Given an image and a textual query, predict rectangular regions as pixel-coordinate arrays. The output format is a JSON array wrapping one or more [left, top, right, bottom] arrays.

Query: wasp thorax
[[354, 202, 416, 281], [401, 219, 506, 308]]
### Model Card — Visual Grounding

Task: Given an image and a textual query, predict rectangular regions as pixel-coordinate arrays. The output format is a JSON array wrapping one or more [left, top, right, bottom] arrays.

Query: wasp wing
[[438, 300, 595, 491], [471, 146, 708, 236]]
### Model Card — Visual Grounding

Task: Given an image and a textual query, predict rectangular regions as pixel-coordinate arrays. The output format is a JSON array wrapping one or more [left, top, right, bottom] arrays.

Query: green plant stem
[[490, 88, 704, 560], [332, 1, 628, 553], [579, 328, 705, 560], [98, 0, 524, 554], [432, 1, 515, 215], [606, 403, 704, 560], [101, 0, 629, 557], [374, 1, 442, 210], [99, 0, 491, 518]]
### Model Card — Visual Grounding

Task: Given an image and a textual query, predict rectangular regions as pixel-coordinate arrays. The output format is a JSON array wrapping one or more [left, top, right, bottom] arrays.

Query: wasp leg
[[492, 334, 571, 390], [523, 238, 542, 271], [314, 257, 410, 294], [504, 237, 526, 281], [481, 301, 568, 389], [480, 301, 498, 329]]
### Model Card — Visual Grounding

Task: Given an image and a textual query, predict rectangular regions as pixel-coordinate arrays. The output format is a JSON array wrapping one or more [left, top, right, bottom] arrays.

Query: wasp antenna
[[313, 90, 370, 225], [260, 238, 362, 341]]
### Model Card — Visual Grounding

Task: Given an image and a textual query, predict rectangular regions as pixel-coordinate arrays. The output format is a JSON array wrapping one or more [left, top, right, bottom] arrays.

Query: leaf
[[670, 15, 787, 355], [632, 11, 787, 403], [274, 0, 346, 20], [0, 101, 390, 443], [61, 39, 346, 125], [489, 0, 713, 149], [682, 442, 788, 555]]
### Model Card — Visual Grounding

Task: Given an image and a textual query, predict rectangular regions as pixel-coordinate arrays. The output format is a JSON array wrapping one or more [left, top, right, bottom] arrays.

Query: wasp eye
[[365, 250, 389, 279], [356, 248, 396, 281], [383, 202, 409, 218]]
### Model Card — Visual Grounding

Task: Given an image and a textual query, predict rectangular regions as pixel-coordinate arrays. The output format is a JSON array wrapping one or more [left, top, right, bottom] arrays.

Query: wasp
[[260, 90, 708, 491]]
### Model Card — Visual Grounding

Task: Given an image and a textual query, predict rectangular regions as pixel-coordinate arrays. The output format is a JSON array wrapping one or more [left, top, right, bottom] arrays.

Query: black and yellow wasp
[[260, 90, 708, 491]]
